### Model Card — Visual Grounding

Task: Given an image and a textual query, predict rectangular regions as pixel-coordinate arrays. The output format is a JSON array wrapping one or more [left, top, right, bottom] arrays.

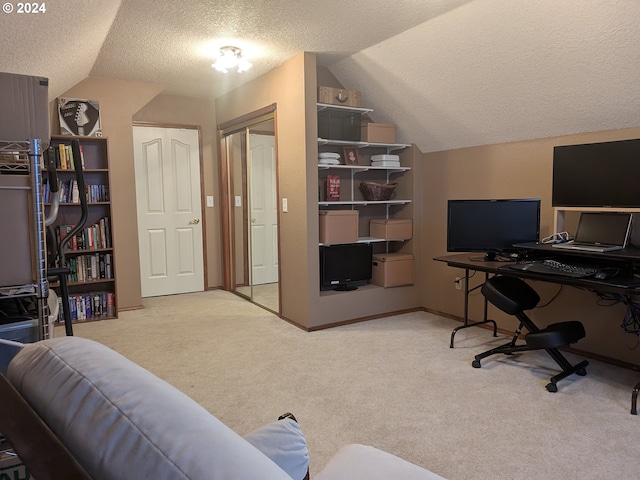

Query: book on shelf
[[56, 217, 112, 252], [65, 252, 114, 283], [51, 140, 85, 170], [60, 291, 115, 321]]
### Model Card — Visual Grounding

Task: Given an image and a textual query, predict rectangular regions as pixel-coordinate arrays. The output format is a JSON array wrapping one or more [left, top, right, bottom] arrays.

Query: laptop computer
[[552, 212, 633, 252]]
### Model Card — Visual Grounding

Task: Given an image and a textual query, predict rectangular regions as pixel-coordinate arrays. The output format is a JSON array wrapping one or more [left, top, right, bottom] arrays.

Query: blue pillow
[[244, 417, 309, 480]]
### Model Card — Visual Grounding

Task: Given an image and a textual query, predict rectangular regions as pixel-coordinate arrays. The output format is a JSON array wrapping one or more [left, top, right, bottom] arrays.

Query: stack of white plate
[[319, 152, 341, 165], [371, 154, 400, 167]]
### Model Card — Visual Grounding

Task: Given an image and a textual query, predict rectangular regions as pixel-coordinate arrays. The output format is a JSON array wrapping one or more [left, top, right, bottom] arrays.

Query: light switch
[[282, 198, 288, 212], [235, 195, 242, 207], [206, 196, 214, 207]]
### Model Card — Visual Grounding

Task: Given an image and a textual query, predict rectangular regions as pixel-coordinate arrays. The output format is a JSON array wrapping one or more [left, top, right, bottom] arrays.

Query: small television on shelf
[[320, 243, 372, 291], [447, 198, 541, 261], [552, 138, 640, 207]]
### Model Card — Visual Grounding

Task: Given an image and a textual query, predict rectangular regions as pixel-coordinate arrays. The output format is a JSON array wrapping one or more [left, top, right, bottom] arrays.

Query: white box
[[371, 154, 399, 162], [372, 161, 401, 167]]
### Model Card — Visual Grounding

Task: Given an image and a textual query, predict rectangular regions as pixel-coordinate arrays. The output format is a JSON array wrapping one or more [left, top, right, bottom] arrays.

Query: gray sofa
[[0, 336, 445, 479]]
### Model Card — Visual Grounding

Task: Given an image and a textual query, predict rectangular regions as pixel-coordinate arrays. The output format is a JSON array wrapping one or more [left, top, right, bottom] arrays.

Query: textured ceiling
[[2, 0, 640, 152], [333, 0, 640, 152]]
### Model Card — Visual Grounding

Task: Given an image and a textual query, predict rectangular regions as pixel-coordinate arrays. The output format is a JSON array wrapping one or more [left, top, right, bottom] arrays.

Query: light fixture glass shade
[[212, 46, 252, 73]]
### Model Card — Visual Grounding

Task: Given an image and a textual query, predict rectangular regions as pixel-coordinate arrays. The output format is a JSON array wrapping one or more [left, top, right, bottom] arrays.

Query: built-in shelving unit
[[317, 102, 414, 253]]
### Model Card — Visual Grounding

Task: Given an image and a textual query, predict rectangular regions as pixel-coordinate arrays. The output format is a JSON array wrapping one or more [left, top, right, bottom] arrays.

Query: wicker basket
[[359, 181, 398, 201]]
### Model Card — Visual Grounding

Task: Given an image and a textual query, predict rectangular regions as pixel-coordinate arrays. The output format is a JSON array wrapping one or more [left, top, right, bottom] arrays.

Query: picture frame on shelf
[[343, 147, 360, 166]]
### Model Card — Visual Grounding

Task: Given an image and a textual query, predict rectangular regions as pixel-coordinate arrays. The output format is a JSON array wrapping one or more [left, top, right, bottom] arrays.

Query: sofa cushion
[[314, 444, 446, 480], [7, 337, 293, 480]]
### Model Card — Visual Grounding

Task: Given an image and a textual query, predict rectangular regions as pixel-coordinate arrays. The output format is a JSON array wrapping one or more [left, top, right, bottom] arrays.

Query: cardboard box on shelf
[[318, 86, 362, 107], [370, 219, 413, 240], [319, 210, 359, 244], [361, 123, 396, 144], [371, 253, 414, 287], [0, 72, 49, 146]]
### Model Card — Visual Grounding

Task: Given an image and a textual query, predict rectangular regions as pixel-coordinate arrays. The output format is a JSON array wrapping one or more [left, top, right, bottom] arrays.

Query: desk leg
[[631, 382, 640, 415], [450, 271, 498, 348]]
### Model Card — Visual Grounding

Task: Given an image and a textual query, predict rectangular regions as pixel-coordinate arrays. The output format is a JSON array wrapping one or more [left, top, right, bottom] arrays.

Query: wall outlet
[[455, 277, 463, 290]]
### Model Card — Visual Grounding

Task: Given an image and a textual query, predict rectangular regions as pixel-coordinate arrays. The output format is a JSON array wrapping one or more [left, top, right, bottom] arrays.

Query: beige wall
[[215, 53, 312, 325], [52, 78, 164, 311], [48, 56, 640, 364], [215, 55, 424, 329], [422, 127, 640, 365], [132, 95, 222, 289]]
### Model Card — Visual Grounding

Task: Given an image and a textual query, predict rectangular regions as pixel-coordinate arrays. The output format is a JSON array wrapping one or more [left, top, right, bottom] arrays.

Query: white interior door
[[133, 126, 204, 297], [249, 133, 278, 285]]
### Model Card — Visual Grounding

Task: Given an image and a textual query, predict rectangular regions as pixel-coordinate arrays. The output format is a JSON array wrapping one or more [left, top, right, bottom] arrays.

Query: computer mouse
[[595, 272, 609, 280]]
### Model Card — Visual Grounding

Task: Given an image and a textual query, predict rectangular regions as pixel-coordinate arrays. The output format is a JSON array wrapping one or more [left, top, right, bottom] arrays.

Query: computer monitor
[[319, 243, 372, 291], [447, 198, 541, 261], [552, 138, 640, 208]]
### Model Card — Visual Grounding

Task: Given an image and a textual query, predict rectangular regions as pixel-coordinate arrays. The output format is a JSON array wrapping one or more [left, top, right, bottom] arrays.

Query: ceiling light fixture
[[212, 46, 252, 73]]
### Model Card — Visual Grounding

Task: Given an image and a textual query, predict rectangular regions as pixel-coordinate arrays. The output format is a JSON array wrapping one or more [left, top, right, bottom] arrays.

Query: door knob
[[189, 218, 200, 225]]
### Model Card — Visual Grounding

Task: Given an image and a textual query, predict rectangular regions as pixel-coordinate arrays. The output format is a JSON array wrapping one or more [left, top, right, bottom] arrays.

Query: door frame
[[132, 121, 208, 293], [217, 104, 281, 312]]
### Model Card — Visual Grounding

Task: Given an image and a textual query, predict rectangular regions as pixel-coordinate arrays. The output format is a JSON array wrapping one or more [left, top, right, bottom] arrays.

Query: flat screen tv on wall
[[552, 138, 640, 208]]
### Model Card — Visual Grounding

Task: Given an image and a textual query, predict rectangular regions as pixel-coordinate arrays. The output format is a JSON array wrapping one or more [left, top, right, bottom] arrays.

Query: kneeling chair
[[472, 275, 588, 392]]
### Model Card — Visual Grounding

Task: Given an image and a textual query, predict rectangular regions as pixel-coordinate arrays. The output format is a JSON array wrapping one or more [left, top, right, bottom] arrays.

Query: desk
[[434, 248, 640, 413]]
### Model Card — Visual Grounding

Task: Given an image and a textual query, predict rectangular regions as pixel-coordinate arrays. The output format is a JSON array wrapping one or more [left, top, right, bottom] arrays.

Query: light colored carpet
[[61, 290, 640, 479]]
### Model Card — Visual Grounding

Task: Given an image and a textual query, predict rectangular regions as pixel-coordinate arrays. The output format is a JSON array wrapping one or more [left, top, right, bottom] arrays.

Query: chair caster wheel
[[577, 368, 587, 376], [546, 383, 558, 393], [472, 360, 482, 368]]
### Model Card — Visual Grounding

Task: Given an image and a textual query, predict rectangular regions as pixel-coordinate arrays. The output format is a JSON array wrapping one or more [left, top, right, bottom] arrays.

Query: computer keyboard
[[506, 259, 599, 278]]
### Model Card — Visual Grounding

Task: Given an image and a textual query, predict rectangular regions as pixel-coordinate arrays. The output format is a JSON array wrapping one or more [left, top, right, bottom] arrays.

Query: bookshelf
[[46, 135, 117, 321]]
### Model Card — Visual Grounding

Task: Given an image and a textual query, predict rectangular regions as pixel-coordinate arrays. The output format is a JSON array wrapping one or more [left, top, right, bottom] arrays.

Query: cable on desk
[[535, 284, 563, 308]]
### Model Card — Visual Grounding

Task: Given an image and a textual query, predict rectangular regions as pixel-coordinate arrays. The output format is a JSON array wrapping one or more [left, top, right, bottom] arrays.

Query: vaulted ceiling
[[2, 0, 640, 152]]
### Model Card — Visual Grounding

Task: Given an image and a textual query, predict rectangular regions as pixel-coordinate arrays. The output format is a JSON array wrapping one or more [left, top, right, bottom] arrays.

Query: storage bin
[[371, 253, 414, 287], [318, 110, 361, 141], [361, 123, 396, 143], [0, 317, 39, 343], [370, 219, 413, 240], [318, 86, 362, 107], [319, 210, 359, 244]]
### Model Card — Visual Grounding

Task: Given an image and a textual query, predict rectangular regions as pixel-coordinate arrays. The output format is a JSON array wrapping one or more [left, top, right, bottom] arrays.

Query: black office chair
[[472, 275, 588, 392]]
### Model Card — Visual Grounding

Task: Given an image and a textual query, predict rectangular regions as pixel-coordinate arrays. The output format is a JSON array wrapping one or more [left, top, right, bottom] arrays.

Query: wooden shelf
[[318, 164, 410, 173], [48, 136, 117, 320], [319, 200, 411, 206]]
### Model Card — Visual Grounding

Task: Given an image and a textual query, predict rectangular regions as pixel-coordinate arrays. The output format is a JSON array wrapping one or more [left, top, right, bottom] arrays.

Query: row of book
[[56, 291, 115, 321], [42, 179, 110, 204], [65, 253, 113, 283], [48, 143, 85, 170], [56, 217, 112, 251]]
